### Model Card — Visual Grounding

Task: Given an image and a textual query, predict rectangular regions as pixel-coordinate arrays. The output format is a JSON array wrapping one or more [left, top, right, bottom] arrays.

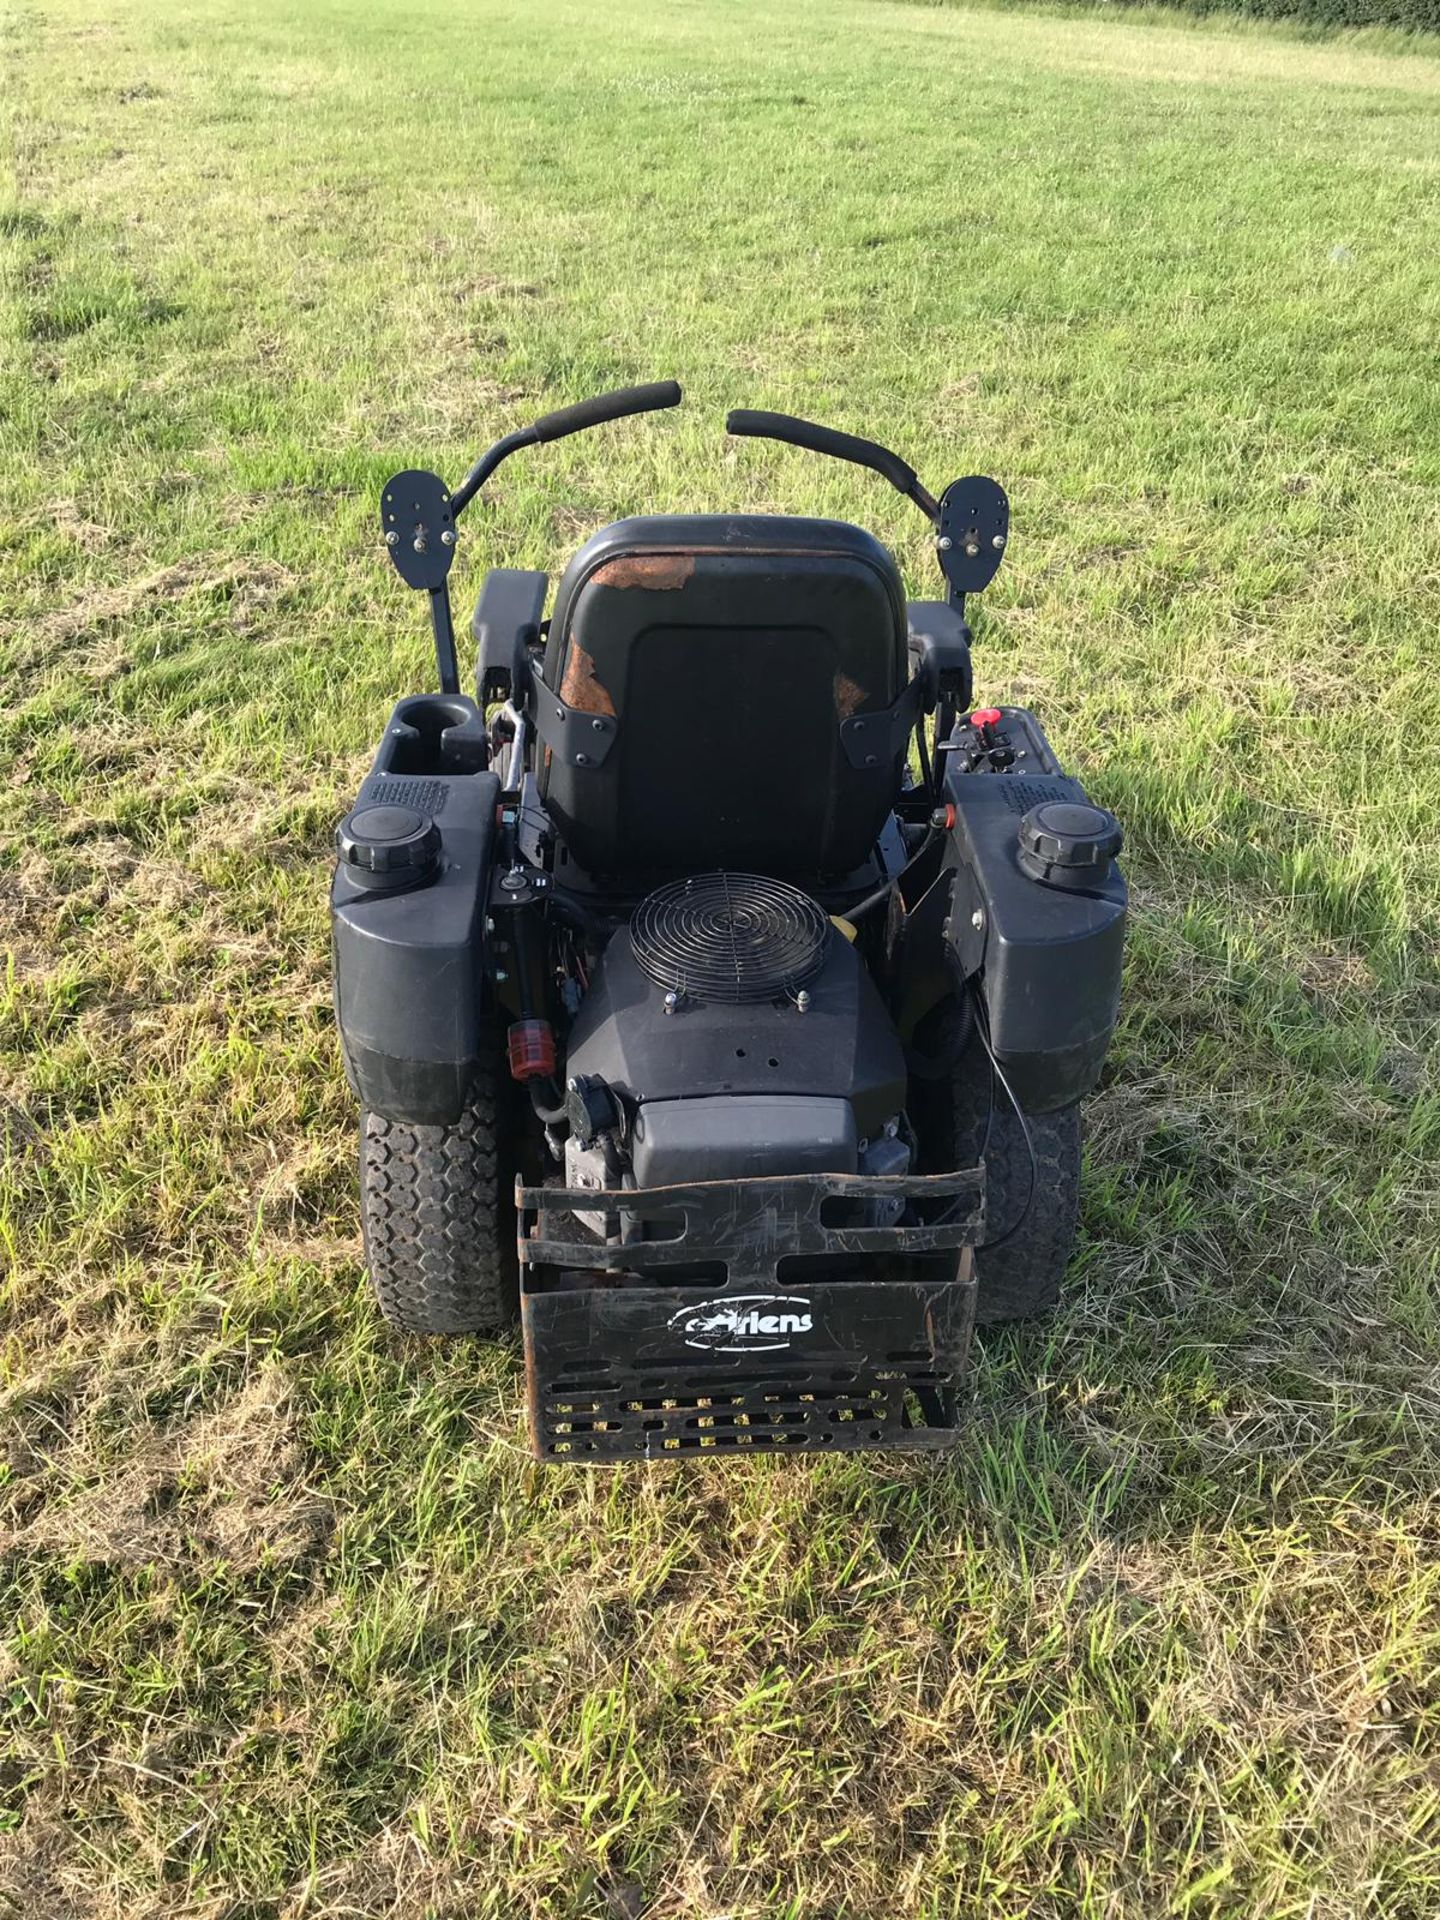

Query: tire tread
[[359, 1061, 517, 1336], [969, 1099, 1081, 1324]]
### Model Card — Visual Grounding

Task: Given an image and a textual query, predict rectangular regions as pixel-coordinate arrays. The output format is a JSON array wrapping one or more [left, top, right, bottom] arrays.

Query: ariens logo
[[669, 1294, 814, 1353]]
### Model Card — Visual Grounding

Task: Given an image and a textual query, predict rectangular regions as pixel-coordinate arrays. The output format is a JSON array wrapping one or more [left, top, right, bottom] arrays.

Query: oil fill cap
[[1018, 800, 1122, 889], [336, 803, 441, 887]]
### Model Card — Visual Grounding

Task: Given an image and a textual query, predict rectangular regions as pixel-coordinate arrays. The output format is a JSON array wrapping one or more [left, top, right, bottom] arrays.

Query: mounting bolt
[[575, 752, 590, 768], [441, 529, 455, 546], [991, 533, 1006, 550], [663, 990, 679, 1015], [484, 916, 496, 934], [494, 968, 509, 983], [936, 535, 953, 552], [384, 530, 399, 547], [796, 989, 812, 1014], [591, 718, 605, 732], [964, 541, 980, 558], [971, 907, 985, 931], [413, 535, 427, 553]]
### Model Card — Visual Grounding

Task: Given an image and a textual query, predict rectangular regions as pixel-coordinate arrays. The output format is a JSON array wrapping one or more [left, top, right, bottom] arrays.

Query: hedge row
[[939, 0, 1440, 30], [1173, 0, 1437, 27]]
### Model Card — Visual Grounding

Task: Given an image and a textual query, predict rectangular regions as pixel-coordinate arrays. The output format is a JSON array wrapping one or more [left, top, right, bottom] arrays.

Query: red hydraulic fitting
[[507, 1019, 557, 1082]]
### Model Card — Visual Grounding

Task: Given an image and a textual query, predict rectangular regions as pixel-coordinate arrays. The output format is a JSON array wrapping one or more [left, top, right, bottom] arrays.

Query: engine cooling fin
[[630, 872, 830, 1006]]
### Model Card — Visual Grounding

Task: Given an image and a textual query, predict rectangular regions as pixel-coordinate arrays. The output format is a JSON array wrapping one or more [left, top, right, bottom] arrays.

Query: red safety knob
[[971, 707, 1003, 729]]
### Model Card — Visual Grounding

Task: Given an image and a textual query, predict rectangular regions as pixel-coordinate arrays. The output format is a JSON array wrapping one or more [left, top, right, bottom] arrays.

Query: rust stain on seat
[[560, 643, 617, 717], [591, 554, 696, 592], [834, 671, 868, 718]]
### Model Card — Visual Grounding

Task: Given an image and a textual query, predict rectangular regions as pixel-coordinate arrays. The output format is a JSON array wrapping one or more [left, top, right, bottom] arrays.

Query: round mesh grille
[[630, 872, 830, 1006]]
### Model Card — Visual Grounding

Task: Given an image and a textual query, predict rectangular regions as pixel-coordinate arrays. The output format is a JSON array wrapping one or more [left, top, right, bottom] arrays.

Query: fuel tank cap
[[336, 803, 441, 889], [1017, 800, 1122, 890]]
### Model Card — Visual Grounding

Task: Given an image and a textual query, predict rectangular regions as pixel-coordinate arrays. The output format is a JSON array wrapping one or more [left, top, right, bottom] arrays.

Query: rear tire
[[960, 1084, 1081, 1325], [914, 1001, 1083, 1325], [359, 1061, 518, 1336]]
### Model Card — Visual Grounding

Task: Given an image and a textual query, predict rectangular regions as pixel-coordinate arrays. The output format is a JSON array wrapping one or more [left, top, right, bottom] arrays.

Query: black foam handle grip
[[531, 380, 682, 446], [726, 408, 923, 498]]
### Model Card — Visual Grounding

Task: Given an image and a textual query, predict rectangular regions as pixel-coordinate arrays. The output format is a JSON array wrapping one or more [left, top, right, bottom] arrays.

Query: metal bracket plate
[[529, 669, 619, 769], [937, 476, 1009, 597], [381, 470, 457, 591], [840, 675, 928, 770]]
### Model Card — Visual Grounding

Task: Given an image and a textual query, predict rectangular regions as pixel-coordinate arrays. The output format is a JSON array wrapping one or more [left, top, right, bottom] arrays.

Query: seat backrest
[[538, 515, 908, 886]]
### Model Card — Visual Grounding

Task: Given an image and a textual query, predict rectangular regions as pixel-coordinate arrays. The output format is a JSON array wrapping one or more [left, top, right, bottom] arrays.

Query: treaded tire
[[359, 1064, 518, 1336], [915, 1004, 1083, 1325], [962, 1088, 1081, 1325]]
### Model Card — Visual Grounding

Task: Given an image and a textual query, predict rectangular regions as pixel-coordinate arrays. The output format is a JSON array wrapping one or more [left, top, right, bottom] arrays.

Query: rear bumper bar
[[518, 1167, 984, 1461]]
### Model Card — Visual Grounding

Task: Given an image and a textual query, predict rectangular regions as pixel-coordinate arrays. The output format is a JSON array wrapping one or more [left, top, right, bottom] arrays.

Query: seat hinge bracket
[[840, 675, 928, 771], [529, 669, 620, 769]]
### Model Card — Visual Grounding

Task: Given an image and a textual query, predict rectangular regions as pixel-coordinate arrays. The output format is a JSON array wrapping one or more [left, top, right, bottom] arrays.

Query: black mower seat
[[538, 514, 908, 885]]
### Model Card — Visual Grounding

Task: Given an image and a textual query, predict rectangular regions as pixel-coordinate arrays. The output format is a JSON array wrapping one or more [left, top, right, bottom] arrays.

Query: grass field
[[3, 0, 1440, 1912]]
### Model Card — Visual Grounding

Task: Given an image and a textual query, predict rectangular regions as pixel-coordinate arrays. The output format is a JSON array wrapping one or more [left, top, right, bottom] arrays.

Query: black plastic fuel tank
[[331, 695, 498, 1125], [942, 707, 1126, 1113]]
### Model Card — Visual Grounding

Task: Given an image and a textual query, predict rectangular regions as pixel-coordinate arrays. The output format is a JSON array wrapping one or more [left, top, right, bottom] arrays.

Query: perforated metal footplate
[[519, 1168, 983, 1462], [524, 1274, 975, 1460]]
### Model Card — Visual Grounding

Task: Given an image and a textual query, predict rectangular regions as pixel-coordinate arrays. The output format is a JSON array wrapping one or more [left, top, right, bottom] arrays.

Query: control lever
[[379, 380, 683, 694], [726, 409, 940, 521], [725, 407, 1010, 616]]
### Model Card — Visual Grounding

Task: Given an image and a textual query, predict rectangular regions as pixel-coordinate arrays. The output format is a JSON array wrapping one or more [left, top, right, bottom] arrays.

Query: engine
[[561, 874, 910, 1214]]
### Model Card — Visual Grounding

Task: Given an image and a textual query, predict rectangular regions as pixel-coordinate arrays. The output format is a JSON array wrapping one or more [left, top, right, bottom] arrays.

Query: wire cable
[[967, 983, 1038, 1253], [846, 823, 943, 922], [917, 977, 1036, 1239]]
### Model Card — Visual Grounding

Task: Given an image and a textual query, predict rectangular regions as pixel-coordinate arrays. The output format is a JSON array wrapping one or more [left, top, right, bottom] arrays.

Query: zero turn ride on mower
[[331, 382, 1126, 1460]]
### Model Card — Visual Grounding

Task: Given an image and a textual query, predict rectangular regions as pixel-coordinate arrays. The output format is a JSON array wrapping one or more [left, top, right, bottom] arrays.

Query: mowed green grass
[[3, 0, 1440, 1911]]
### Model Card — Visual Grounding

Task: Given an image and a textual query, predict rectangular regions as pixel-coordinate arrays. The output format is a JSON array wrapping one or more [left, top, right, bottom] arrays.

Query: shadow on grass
[[945, 867, 1439, 1549]]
